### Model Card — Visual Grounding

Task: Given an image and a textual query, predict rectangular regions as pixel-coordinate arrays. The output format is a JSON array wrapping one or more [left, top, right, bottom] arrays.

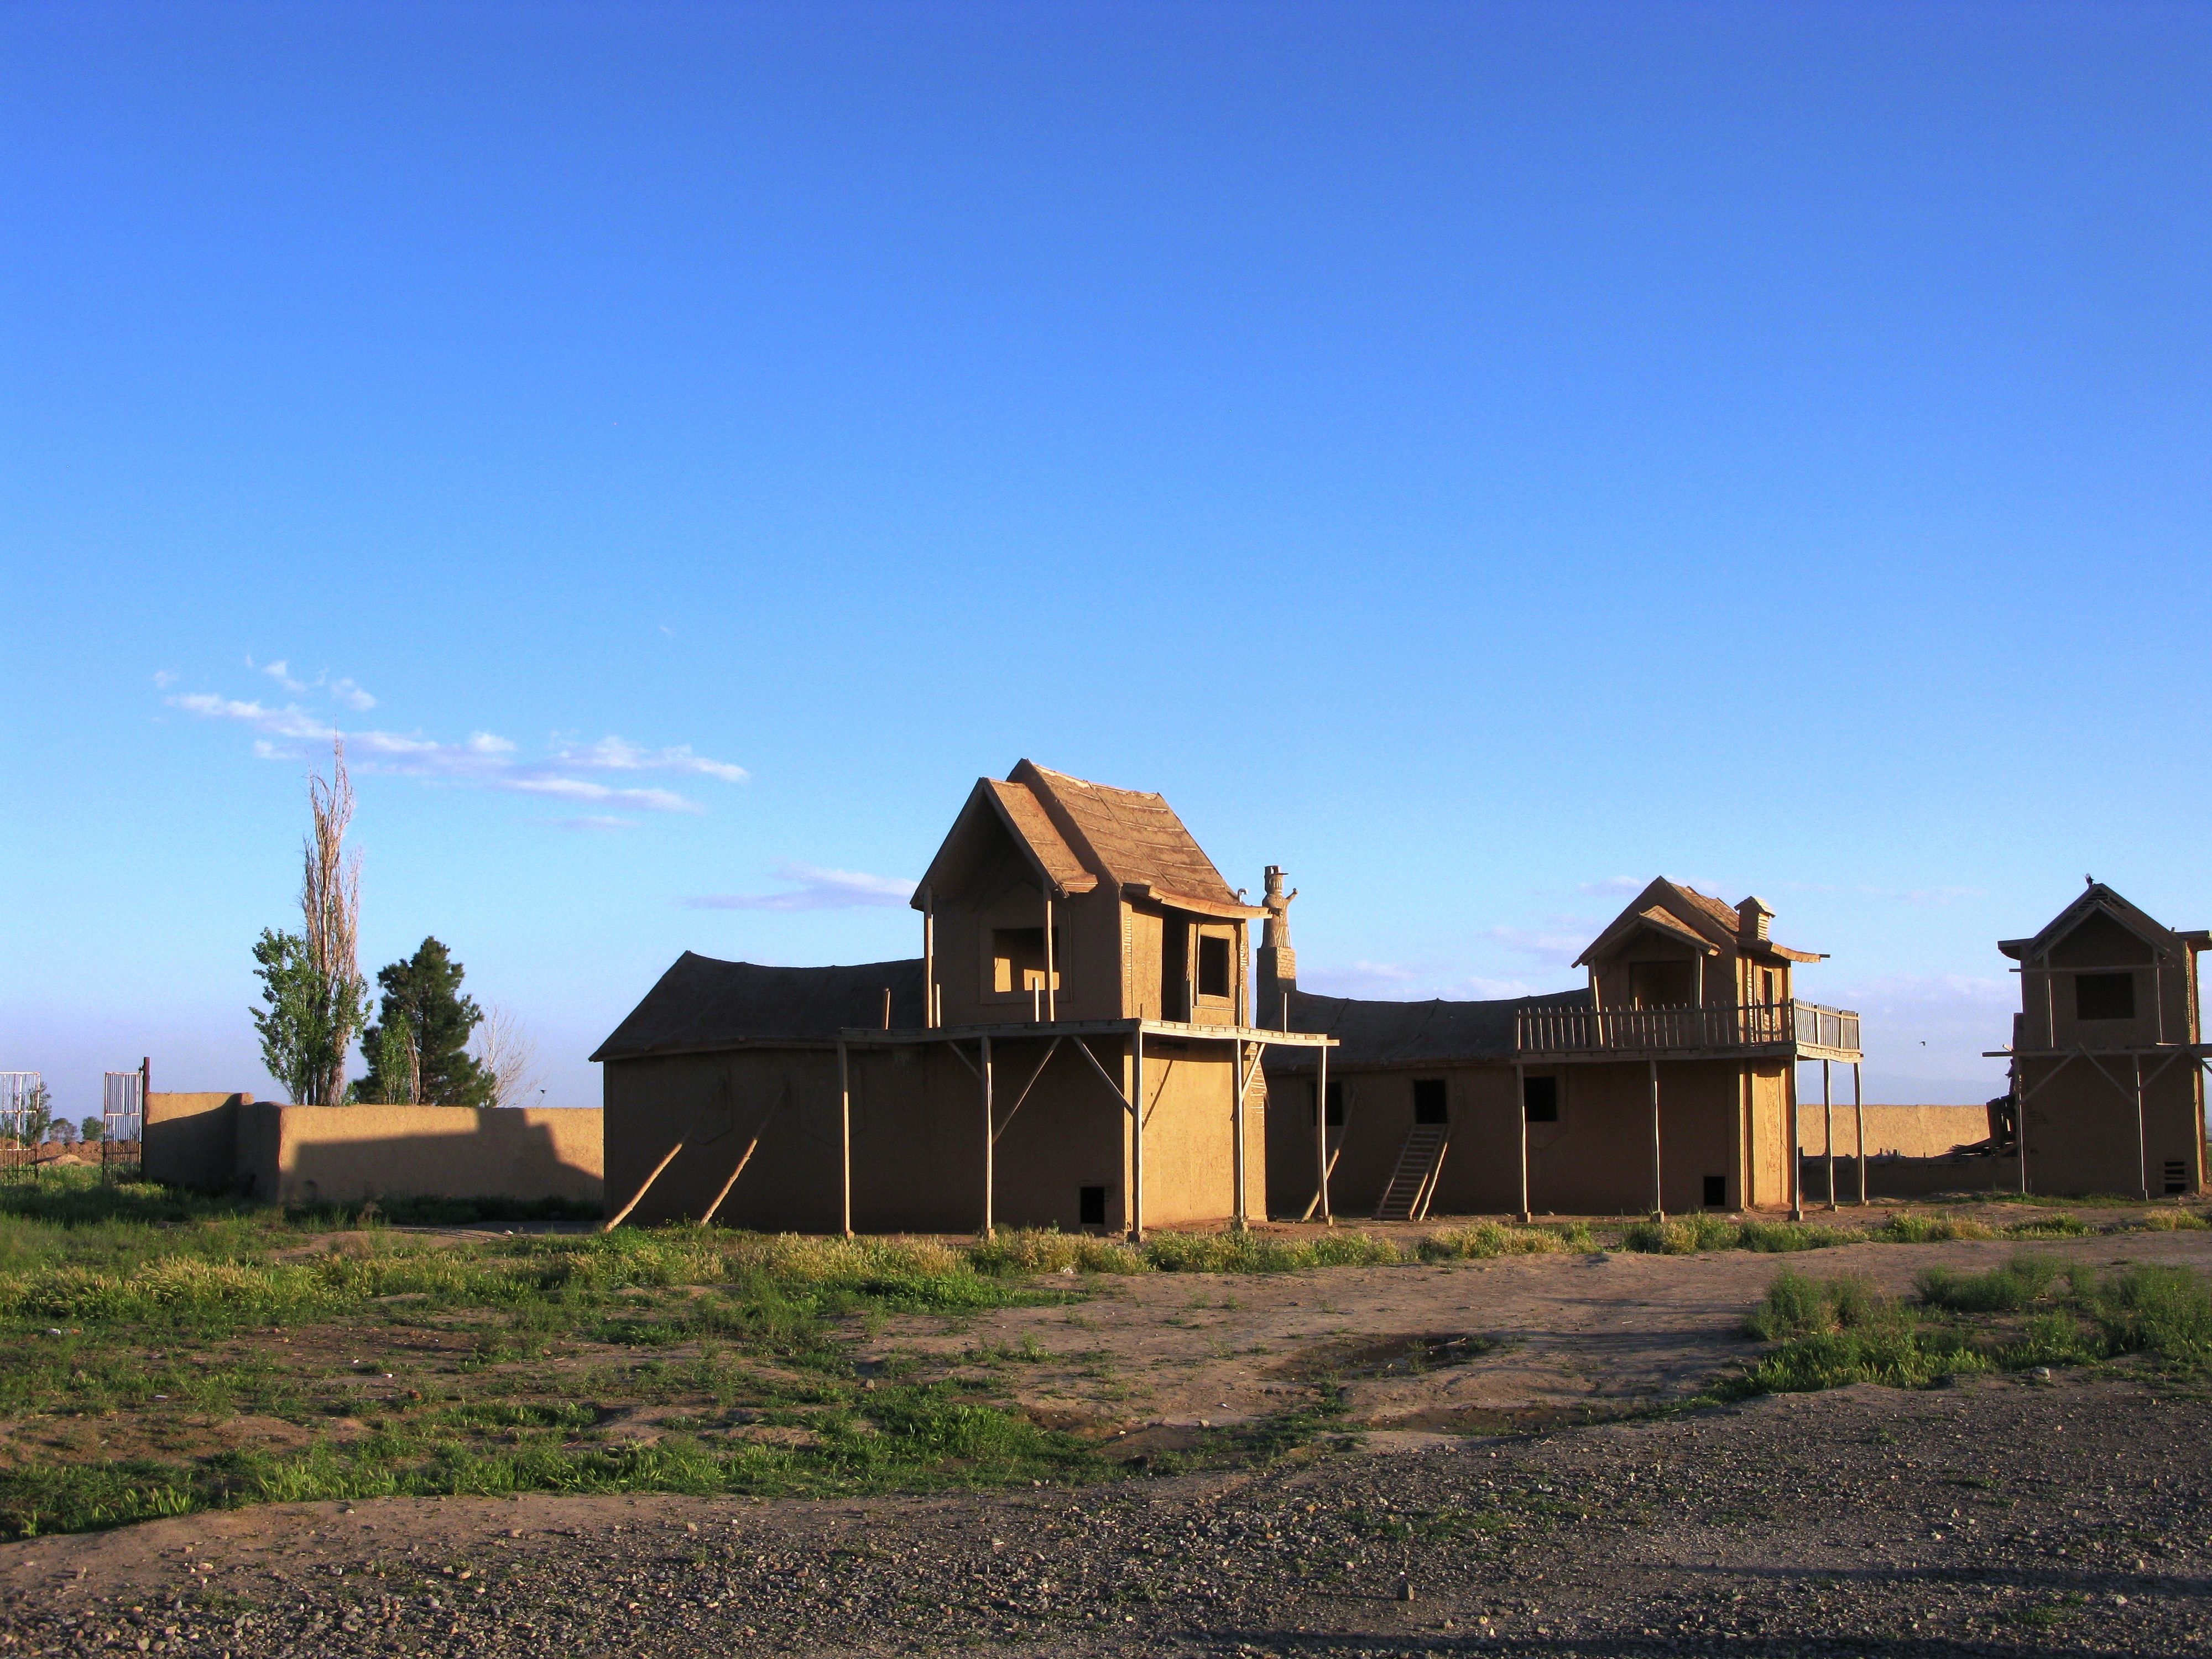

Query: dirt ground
[[5, 1218, 2212, 1656]]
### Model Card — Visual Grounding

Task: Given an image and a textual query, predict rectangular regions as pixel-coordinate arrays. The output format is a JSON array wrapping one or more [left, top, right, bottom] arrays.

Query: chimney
[[1256, 865, 1298, 1028], [1736, 896, 1773, 944]]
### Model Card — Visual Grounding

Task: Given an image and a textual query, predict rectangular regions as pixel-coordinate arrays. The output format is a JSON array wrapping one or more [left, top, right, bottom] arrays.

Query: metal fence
[[0, 1073, 43, 1181], [102, 1069, 145, 1179]]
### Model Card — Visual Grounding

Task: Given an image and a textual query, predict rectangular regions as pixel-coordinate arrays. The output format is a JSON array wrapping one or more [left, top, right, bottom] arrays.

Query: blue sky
[[4, 1, 2208, 1118]]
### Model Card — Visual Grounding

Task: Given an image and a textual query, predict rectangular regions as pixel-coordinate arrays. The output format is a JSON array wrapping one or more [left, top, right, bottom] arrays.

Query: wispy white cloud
[[1577, 875, 1646, 896], [555, 736, 749, 784], [261, 659, 309, 694], [683, 862, 914, 911], [1487, 924, 1587, 966], [536, 815, 639, 832], [151, 670, 179, 688], [330, 677, 377, 712], [169, 687, 743, 816]]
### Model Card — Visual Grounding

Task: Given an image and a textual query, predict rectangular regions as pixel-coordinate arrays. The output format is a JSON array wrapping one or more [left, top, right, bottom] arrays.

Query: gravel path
[[4, 1371, 2208, 1656]]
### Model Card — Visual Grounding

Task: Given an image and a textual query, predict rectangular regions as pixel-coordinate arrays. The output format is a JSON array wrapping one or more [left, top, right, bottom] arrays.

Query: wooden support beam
[[604, 1138, 685, 1233], [981, 1034, 994, 1238], [1823, 1058, 1836, 1212], [992, 1037, 1061, 1144], [1853, 1061, 1867, 1206], [1516, 1061, 1530, 1224], [1648, 1059, 1663, 1220], [1232, 1040, 1248, 1232], [1316, 1039, 1332, 1225], [838, 1040, 852, 1238], [1130, 1031, 1146, 1241], [1787, 1062, 1803, 1222], [698, 1094, 782, 1228]]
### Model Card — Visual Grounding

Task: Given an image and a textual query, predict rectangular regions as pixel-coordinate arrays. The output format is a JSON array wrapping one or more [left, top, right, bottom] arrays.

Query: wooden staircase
[[1374, 1124, 1449, 1221]]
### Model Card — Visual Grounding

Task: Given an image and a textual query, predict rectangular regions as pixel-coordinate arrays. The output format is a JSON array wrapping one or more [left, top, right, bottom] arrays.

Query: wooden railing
[[1515, 999, 1860, 1057]]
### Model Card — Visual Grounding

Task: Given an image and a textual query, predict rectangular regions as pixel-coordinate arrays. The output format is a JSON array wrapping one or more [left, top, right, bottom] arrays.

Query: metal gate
[[1, 1073, 43, 1181], [102, 1067, 145, 1178]]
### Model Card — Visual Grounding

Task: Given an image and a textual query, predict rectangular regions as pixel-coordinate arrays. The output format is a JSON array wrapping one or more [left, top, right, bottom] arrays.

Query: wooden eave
[[911, 779, 1098, 909], [1573, 906, 1721, 968], [1121, 882, 1266, 920], [2001, 886, 2178, 963]]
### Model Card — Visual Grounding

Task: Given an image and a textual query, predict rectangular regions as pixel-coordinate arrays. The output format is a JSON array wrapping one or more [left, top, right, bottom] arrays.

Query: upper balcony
[[1515, 999, 1861, 1063]]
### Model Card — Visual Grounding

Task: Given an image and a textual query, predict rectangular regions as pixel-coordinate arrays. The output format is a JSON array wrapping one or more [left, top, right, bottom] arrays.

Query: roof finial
[[2086, 874, 2095, 888]]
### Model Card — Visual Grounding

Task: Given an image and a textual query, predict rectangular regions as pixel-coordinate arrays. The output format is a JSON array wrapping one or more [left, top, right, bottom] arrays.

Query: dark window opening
[[1412, 1078, 1449, 1124], [1316, 1078, 1345, 1126], [990, 927, 1061, 995], [1197, 934, 1233, 1000], [2164, 1161, 2188, 1197], [1760, 968, 1777, 1004], [1702, 1175, 1728, 1209], [2074, 972, 2136, 1021], [1078, 1185, 1108, 1226], [1630, 960, 1697, 1008], [1522, 1075, 1559, 1123]]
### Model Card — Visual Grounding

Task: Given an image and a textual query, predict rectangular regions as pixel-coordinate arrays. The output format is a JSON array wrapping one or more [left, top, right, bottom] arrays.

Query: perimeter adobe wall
[[144, 1092, 252, 1189], [243, 1104, 602, 1206], [1798, 1103, 1993, 1160]]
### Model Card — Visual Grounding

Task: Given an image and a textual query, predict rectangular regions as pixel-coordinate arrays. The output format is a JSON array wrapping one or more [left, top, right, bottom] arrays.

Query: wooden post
[[882, 987, 892, 1030], [1515, 1061, 1530, 1223], [1044, 895, 1056, 1022], [1853, 1061, 1867, 1206], [604, 1138, 686, 1232], [2017, 1063, 2031, 1197], [2133, 1052, 2148, 1203], [982, 1035, 995, 1238], [1231, 1040, 1248, 1232], [1129, 1031, 1145, 1241], [1787, 1062, 1803, 1221], [922, 887, 935, 1029], [838, 1040, 852, 1238], [1823, 1058, 1836, 1211], [1316, 1040, 1332, 1225], [1648, 1059, 1663, 1219]]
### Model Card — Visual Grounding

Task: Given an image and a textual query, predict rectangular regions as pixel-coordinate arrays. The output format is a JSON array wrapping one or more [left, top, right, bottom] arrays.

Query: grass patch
[[1418, 1221, 1598, 1260], [1731, 1257, 2212, 1399]]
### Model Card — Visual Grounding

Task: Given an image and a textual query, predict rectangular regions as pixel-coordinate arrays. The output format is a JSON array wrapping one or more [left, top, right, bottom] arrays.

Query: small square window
[[1522, 1076, 1559, 1123], [1078, 1185, 1108, 1226], [1702, 1175, 1728, 1208], [2075, 972, 2135, 1021], [2164, 1161, 2188, 1197], [1412, 1078, 1448, 1124]]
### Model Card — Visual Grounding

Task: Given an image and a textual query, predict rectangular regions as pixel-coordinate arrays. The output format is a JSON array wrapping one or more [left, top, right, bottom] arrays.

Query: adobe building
[[593, 761, 1332, 1235], [1987, 883, 2210, 1199], [1260, 878, 1863, 1219]]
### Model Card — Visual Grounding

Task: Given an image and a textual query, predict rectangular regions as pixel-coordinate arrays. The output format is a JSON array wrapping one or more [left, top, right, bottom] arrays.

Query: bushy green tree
[[79, 1116, 105, 1143], [252, 928, 368, 1105], [357, 938, 494, 1107]]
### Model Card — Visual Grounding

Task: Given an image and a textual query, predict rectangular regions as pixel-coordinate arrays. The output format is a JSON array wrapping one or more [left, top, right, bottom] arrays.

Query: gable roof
[[1997, 883, 2208, 962], [1574, 878, 1822, 968], [1264, 986, 1592, 1070], [915, 759, 1262, 916], [591, 953, 926, 1061]]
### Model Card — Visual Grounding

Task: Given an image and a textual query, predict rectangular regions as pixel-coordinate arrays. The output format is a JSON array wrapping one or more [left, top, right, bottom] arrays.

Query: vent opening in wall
[[1522, 1076, 1559, 1123], [2164, 1160, 2188, 1197], [1314, 1079, 1345, 1126], [1197, 935, 1232, 999], [1078, 1185, 1107, 1226], [1702, 1175, 1727, 1208]]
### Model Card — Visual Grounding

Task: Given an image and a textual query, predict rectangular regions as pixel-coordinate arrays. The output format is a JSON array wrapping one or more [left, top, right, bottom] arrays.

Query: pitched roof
[[591, 953, 926, 1061], [914, 760, 1261, 916], [1997, 883, 2207, 961], [1574, 878, 1822, 967], [1263, 986, 1593, 1070], [1014, 760, 1254, 912]]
